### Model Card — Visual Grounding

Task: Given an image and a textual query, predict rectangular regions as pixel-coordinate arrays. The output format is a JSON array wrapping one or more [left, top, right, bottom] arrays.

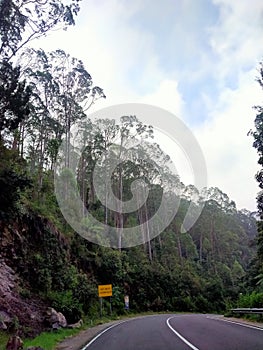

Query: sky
[[34, 0, 263, 211]]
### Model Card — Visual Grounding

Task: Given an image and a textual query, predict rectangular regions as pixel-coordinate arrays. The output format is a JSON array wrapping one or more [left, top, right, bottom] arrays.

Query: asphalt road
[[81, 314, 263, 350]]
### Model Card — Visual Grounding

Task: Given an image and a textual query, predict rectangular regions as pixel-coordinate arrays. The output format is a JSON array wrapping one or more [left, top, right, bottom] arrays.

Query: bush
[[47, 290, 82, 323], [238, 292, 263, 308]]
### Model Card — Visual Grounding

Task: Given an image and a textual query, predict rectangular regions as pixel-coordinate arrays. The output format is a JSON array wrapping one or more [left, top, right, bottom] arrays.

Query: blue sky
[[34, 0, 263, 211]]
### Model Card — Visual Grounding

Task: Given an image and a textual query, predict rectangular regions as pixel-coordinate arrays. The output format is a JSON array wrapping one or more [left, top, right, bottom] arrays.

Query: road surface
[[81, 314, 263, 350]]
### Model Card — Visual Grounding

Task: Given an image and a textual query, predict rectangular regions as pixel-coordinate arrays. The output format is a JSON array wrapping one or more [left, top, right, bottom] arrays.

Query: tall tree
[[17, 48, 105, 197], [251, 61, 263, 282], [0, 0, 81, 61], [0, 61, 31, 141], [0, 0, 82, 146]]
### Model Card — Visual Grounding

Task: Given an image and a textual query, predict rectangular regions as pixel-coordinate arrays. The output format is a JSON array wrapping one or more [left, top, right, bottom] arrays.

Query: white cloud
[[195, 69, 262, 211], [139, 79, 184, 117], [209, 0, 263, 84]]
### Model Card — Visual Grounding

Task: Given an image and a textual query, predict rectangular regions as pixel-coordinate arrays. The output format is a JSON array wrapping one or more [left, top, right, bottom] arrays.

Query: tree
[[0, 0, 81, 61], [16, 48, 105, 197], [0, 141, 31, 218], [251, 61, 263, 275], [0, 61, 31, 141], [0, 61, 31, 216], [0, 0, 83, 147]]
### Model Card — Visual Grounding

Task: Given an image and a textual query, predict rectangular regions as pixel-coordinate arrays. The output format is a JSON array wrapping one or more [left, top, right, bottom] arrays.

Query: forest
[[0, 0, 263, 341]]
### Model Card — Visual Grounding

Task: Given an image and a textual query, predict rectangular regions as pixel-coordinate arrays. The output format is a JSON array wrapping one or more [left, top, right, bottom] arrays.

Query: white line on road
[[81, 321, 126, 350], [81, 315, 159, 350], [166, 316, 200, 350], [206, 315, 263, 331]]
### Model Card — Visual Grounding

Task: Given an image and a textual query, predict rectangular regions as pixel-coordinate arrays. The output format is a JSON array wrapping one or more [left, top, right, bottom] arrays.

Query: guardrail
[[231, 308, 263, 315]]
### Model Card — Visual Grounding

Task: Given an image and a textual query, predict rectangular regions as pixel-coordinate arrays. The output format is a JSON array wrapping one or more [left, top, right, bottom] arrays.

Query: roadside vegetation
[[0, 1, 263, 348]]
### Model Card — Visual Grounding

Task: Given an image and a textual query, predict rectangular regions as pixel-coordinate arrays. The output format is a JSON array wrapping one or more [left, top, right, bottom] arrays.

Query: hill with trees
[[0, 0, 261, 340]]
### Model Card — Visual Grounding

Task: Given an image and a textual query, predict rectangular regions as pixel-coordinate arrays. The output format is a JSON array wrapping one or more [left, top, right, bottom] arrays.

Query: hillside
[[0, 0, 260, 340], [0, 186, 257, 337]]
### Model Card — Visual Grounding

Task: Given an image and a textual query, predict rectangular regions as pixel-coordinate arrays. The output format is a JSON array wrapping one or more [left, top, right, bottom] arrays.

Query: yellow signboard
[[98, 284, 112, 297]]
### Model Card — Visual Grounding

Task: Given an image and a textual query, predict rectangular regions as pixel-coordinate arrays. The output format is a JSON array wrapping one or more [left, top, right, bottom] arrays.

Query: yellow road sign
[[98, 284, 112, 297]]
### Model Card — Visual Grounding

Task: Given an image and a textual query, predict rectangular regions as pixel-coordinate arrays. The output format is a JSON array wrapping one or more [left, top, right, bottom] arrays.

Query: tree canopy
[[0, 0, 261, 335]]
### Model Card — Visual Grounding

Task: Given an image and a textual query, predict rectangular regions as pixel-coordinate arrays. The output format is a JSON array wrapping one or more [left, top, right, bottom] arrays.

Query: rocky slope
[[0, 214, 70, 337], [0, 259, 45, 337]]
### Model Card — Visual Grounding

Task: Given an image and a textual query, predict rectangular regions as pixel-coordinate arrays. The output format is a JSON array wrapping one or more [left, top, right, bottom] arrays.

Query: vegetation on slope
[[0, 0, 262, 342]]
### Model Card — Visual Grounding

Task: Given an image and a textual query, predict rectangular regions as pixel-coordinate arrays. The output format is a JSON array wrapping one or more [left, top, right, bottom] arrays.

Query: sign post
[[124, 295, 129, 310], [98, 284, 113, 298], [98, 284, 113, 317]]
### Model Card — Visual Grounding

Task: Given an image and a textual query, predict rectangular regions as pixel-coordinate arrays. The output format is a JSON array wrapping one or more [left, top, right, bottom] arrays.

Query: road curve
[[81, 314, 263, 350]]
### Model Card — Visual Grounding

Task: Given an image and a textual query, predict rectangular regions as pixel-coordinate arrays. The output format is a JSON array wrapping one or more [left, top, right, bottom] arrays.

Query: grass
[[22, 315, 123, 350], [0, 331, 9, 350], [23, 327, 82, 350], [1, 311, 175, 350]]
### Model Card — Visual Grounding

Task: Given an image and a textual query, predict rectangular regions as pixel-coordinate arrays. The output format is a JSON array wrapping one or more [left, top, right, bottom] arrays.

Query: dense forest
[[0, 0, 262, 340]]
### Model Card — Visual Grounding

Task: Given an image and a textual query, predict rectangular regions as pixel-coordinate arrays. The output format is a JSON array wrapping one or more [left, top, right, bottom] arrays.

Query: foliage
[[23, 327, 82, 350], [0, 0, 261, 337], [249, 61, 263, 292], [47, 290, 82, 323], [0, 332, 9, 350], [237, 292, 263, 308], [0, 111, 258, 332], [0, 141, 31, 218], [0, 0, 81, 61], [0, 61, 31, 138]]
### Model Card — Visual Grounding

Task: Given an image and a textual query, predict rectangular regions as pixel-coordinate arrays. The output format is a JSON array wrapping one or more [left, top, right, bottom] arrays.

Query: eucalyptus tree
[[18, 48, 105, 197], [0, 61, 31, 142], [0, 0, 81, 61], [250, 61, 263, 288], [201, 187, 237, 213], [74, 116, 150, 248], [75, 118, 110, 210], [0, 0, 82, 139], [74, 115, 184, 254], [47, 49, 105, 167]]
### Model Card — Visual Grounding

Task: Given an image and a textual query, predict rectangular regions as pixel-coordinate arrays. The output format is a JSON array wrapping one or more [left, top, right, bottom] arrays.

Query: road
[[81, 314, 263, 350]]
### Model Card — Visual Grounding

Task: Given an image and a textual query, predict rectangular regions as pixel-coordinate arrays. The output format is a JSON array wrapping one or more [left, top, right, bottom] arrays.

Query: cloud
[[189, 0, 263, 211], [195, 68, 262, 210], [209, 0, 263, 84], [139, 79, 184, 117]]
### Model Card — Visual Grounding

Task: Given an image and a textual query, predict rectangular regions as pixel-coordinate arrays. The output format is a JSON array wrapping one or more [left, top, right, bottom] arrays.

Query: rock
[[5, 335, 23, 350], [67, 319, 83, 329], [0, 219, 62, 338], [46, 307, 67, 329], [0, 310, 12, 329], [0, 260, 17, 296], [0, 259, 46, 337], [0, 320, 7, 329]]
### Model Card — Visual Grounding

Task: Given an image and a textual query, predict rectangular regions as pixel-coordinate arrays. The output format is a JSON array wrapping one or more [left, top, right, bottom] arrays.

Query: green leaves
[[0, 141, 31, 218], [0, 0, 82, 61], [249, 61, 263, 293], [0, 61, 31, 135]]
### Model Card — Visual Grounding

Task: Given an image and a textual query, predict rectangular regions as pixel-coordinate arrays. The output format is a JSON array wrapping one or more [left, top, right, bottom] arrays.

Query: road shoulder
[[208, 314, 263, 329], [55, 319, 127, 350]]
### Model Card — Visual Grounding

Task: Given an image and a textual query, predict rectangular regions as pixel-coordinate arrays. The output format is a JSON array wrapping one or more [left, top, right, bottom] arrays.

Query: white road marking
[[81, 315, 161, 349], [81, 321, 126, 350], [166, 316, 200, 350], [206, 315, 263, 331]]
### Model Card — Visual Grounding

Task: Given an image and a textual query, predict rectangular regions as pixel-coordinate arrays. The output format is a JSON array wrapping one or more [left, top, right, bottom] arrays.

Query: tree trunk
[[199, 231, 203, 264]]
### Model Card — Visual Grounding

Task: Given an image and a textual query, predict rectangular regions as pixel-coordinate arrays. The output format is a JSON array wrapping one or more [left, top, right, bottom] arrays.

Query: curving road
[[81, 314, 263, 350]]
